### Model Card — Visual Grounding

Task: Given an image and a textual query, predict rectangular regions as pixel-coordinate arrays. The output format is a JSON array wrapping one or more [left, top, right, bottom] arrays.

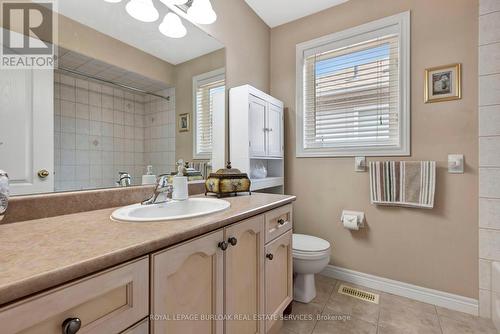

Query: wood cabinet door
[[225, 215, 265, 334], [151, 231, 225, 334], [266, 103, 284, 158], [265, 230, 293, 332], [0, 258, 149, 334], [248, 95, 268, 157]]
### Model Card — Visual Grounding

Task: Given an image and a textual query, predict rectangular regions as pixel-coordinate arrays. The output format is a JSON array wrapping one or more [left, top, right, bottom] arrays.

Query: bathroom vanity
[[0, 193, 295, 334]]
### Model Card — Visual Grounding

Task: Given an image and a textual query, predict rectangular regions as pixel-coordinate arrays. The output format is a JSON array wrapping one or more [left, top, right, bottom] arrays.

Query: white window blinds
[[297, 12, 410, 157], [305, 35, 399, 149], [195, 75, 225, 158]]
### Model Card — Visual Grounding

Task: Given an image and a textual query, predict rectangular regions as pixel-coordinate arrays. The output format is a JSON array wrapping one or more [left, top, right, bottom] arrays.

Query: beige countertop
[[0, 193, 295, 306]]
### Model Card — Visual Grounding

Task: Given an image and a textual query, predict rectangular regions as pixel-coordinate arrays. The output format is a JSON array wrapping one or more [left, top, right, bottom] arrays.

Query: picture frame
[[178, 113, 190, 132], [424, 63, 462, 103]]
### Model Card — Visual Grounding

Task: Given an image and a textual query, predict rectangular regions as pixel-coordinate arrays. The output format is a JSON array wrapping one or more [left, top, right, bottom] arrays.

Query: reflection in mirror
[[0, 0, 225, 196]]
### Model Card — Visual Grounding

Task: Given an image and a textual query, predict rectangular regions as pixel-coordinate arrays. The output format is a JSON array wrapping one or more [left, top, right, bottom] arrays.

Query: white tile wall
[[480, 105, 500, 136], [480, 0, 500, 15], [479, 11, 500, 45], [480, 198, 500, 230], [143, 89, 176, 177], [54, 72, 175, 191], [479, 3, 500, 327]]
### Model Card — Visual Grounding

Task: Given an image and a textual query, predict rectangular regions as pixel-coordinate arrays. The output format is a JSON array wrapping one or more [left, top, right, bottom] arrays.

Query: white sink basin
[[111, 198, 231, 222]]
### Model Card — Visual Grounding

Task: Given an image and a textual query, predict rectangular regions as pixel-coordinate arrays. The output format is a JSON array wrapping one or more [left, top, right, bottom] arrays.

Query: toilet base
[[293, 273, 316, 303]]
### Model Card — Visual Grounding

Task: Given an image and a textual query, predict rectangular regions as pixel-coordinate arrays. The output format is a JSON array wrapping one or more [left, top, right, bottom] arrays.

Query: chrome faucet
[[142, 174, 173, 205], [0, 170, 9, 219], [116, 172, 132, 187]]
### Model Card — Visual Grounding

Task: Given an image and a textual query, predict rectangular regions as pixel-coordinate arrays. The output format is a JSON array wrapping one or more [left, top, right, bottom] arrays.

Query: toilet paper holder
[[341, 210, 365, 228]]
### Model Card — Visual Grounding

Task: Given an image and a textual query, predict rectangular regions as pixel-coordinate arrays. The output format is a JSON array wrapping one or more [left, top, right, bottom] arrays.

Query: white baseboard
[[321, 265, 478, 316]]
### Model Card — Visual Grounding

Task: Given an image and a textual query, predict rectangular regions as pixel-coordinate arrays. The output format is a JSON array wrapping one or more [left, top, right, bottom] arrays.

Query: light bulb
[[187, 0, 217, 24], [159, 12, 187, 38], [159, 0, 189, 5], [126, 0, 159, 22], [104, 0, 122, 3]]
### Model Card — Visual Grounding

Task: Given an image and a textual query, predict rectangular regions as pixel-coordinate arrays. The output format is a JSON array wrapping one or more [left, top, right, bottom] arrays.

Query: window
[[296, 12, 410, 157], [193, 68, 225, 159]]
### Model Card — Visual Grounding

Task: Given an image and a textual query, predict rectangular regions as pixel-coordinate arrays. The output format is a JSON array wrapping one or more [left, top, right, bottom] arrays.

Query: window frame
[[192, 68, 225, 160], [295, 11, 411, 157]]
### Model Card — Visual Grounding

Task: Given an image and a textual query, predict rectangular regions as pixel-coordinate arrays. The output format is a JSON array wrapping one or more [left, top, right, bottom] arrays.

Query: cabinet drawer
[[0, 257, 149, 334], [264, 204, 293, 243], [122, 318, 149, 334]]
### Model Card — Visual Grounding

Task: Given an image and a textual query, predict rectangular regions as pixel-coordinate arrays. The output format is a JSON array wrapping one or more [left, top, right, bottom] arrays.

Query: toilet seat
[[292, 234, 331, 260]]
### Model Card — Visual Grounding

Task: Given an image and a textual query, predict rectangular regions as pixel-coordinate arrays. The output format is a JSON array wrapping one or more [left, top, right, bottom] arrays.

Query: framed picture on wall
[[178, 113, 190, 132], [424, 63, 462, 103]]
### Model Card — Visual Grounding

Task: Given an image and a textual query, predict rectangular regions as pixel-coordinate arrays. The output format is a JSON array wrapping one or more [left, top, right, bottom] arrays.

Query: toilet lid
[[293, 234, 330, 252]]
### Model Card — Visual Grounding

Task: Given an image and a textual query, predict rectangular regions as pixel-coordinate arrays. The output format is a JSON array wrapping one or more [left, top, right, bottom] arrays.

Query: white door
[[267, 103, 284, 157], [248, 95, 267, 157], [0, 69, 54, 195]]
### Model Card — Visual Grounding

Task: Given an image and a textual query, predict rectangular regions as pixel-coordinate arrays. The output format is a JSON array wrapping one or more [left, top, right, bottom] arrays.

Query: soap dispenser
[[142, 165, 157, 185], [172, 160, 188, 201]]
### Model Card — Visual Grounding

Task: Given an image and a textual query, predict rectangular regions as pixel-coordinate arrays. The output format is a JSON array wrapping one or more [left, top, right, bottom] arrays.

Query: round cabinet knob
[[228, 237, 238, 246], [37, 169, 50, 179], [62, 317, 81, 334], [266, 253, 274, 260], [218, 241, 229, 251], [277, 218, 286, 226]]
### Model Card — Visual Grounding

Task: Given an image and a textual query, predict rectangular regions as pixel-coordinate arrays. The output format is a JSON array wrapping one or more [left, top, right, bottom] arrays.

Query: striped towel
[[369, 161, 436, 209]]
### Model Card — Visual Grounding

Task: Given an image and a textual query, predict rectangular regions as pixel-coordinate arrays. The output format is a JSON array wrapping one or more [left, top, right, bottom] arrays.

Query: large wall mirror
[[0, 0, 226, 196]]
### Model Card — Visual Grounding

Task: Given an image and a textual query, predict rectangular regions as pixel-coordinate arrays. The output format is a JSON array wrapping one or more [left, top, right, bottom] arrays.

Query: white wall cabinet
[[230, 85, 285, 193]]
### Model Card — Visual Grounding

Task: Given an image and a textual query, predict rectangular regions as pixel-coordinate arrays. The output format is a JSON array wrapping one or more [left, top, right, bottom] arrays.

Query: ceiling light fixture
[[159, 12, 187, 38], [104, 0, 122, 3], [187, 0, 217, 24], [125, 0, 159, 22]]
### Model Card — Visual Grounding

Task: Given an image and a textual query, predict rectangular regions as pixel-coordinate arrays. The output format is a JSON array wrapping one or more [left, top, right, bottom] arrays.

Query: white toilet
[[292, 234, 331, 303]]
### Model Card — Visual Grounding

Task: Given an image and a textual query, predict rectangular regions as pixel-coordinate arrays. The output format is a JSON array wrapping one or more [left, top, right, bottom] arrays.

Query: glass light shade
[[187, 0, 217, 24], [159, 13, 187, 38], [159, 0, 189, 5], [104, 0, 122, 3], [126, 0, 159, 22]]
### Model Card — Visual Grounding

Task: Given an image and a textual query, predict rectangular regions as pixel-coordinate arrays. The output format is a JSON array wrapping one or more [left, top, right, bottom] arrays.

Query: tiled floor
[[279, 275, 498, 334]]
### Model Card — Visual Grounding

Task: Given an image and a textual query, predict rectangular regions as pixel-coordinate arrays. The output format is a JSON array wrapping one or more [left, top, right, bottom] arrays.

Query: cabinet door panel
[[265, 230, 293, 332], [0, 258, 148, 334], [249, 95, 267, 157], [266, 103, 283, 157], [151, 231, 224, 334], [225, 215, 265, 334]]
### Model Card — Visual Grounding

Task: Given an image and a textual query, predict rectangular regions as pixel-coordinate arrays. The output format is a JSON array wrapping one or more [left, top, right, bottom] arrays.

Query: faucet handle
[[156, 174, 171, 187]]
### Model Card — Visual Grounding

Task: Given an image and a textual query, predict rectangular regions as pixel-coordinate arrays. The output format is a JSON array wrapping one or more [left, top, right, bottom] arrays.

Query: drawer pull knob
[[62, 317, 81, 334], [278, 219, 286, 225], [266, 253, 274, 260], [228, 237, 238, 246], [218, 241, 229, 251]]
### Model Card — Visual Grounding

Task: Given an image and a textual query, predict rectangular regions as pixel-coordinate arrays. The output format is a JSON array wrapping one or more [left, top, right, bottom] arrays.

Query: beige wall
[[270, 0, 479, 298], [174, 49, 226, 161], [203, 0, 270, 93]]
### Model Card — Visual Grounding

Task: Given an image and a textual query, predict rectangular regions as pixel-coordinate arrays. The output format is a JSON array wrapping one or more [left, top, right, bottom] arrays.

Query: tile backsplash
[[54, 72, 175, 192]]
